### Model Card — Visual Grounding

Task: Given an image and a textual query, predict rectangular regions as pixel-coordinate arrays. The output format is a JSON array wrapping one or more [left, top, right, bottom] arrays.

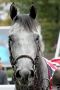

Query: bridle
[[8, 34, 40, 67], [8, 34, 49, 90]]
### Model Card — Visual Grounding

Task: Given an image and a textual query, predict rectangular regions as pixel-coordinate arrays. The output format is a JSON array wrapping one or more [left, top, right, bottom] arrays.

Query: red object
[[50, 77, 53, 90], [45, 57, 60, 90]]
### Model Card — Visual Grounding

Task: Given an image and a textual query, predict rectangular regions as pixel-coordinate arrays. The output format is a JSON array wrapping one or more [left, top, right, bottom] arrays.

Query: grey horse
[[8, 3, 49, 90]]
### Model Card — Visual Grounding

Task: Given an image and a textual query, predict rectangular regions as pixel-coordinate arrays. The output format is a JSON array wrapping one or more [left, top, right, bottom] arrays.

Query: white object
[[0, 85, 15, 90], [55, 32, 60, 58]]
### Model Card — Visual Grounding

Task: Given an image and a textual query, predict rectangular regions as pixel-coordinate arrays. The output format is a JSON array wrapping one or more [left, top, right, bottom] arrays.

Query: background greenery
[[6, 68, 13, 77]]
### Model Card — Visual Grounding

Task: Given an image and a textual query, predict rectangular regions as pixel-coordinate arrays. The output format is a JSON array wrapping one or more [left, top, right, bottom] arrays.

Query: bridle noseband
[[11, 55, 34, 66], [16, 55, 34, 64]]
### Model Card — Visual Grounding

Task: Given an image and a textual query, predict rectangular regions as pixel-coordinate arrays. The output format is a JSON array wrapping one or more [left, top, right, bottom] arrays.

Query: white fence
[[0, 85, 15, 90], [55, 32, 60, 58]]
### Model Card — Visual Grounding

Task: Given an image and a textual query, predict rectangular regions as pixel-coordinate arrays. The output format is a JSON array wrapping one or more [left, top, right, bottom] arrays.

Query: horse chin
[[21, 81, 34, 87], [18, 84, 34, 90], [28, 78, 34, 87], [17, 78, 34, 87], [20, 83, 34, 90]]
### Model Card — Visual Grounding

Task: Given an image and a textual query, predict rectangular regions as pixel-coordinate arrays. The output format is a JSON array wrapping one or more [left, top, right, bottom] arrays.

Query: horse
[[8, 3, 49, 90]]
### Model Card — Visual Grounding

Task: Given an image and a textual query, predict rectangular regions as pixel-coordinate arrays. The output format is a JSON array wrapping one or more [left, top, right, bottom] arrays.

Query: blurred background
[[0, 0, 60, 82]]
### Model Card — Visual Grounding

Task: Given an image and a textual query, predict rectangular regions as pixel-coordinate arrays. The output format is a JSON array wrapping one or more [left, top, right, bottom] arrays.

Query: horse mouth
[[21, 80, 28, 86], [19, 85, 34, 90], [17, 78, 34, 87], [19, 82, 34, 90], [21, 78, 34, 86]]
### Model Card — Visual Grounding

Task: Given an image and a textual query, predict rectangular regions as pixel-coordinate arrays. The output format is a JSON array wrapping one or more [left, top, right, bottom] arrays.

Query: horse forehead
[[11, 30, 35, 44], [17, 31, 37, 51], [18, 31, 34, 41], [10, 31, 37, 57]]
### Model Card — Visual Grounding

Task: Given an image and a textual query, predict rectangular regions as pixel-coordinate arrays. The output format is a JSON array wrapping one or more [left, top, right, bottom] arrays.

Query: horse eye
[[30, 70, 34, 77], [36, 35, 39, 41]]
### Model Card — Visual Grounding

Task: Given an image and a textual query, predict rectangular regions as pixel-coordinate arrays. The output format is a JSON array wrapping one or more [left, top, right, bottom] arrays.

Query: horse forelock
[[9, 14, 39, 35]]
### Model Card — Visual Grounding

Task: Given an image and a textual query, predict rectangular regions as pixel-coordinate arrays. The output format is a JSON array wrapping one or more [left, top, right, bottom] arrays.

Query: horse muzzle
[[16, 69, 34, 85]]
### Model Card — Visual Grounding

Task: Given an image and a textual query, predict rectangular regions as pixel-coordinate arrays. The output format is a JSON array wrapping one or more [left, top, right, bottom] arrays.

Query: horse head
[[9, 3, 40, 87]]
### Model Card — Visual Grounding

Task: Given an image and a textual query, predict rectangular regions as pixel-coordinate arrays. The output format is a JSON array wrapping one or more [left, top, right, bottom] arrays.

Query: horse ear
[[10, 3, 17, 20], [29, 5, 36, 19]]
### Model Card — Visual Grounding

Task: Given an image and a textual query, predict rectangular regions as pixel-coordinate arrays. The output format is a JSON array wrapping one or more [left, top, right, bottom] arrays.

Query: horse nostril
[[30, 70, 34, 77], [16, 70, 21, 78]]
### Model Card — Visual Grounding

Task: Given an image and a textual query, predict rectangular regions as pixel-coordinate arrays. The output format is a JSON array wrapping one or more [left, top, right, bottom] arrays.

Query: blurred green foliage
[[6, 68, 13, 77]]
